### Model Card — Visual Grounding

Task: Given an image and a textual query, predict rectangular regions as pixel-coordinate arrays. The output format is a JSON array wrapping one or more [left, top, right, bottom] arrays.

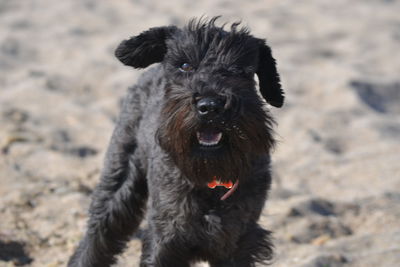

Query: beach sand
[[1, 0, 399, 266]]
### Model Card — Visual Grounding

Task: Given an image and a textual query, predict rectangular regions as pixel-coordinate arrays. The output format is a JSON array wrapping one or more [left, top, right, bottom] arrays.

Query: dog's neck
[[207, 176, 239, 201]]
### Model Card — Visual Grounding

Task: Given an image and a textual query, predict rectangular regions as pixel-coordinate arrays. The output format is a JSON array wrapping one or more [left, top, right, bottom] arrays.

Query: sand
[[1, 0, 399, 266]]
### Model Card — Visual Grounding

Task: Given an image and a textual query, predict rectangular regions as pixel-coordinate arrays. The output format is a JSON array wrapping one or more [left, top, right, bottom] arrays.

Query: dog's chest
[[147, 171, 241, 243]]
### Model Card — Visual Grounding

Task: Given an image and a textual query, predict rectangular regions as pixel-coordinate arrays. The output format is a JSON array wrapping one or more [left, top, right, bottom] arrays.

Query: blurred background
[[0, 0, 399, 266]]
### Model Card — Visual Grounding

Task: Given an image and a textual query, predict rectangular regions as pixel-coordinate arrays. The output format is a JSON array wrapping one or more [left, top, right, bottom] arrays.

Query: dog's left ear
[[256, 40, 284, 108], [115, 26, 178, 68]]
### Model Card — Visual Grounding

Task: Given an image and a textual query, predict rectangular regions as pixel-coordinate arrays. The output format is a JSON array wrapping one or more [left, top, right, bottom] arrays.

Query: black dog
[[68, 17, 284, 267]]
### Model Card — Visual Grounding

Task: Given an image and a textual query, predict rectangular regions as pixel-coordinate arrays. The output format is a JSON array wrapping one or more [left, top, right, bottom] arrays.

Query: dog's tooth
[[216, 133, 222, 142]]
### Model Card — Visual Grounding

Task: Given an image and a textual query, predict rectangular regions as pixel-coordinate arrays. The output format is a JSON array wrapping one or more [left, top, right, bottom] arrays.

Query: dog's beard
[[156, 94, 275, 186]]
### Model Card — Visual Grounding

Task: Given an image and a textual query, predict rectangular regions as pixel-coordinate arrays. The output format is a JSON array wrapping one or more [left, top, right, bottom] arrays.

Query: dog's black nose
[[196, 97, 225, 119]]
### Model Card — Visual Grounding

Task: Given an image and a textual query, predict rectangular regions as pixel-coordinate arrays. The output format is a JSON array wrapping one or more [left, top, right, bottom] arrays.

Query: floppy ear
[[256, 40, 284, 108], [115, 26, 178, 68]]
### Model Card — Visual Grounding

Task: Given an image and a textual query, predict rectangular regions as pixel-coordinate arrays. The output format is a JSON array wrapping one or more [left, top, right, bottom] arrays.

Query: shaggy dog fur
[[68, 17, 284, 267]]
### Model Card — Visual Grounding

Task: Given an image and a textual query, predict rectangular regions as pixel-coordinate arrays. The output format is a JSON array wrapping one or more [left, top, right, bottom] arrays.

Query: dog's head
[[115, 17, 284, 188]]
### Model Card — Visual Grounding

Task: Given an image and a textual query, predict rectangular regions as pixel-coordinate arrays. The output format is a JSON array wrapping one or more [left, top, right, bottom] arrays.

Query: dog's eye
[[179, 63, 193, 72]]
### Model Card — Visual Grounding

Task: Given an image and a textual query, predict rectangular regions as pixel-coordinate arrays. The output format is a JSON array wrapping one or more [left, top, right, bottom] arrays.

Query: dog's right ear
[[115, 26, 178, 68]]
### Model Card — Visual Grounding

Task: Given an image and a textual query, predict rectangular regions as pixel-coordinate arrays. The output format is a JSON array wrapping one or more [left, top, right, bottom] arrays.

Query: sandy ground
[[1, 0, 400, 266]]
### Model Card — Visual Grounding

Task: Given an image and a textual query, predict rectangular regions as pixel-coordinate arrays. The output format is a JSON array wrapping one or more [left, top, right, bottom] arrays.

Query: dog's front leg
[[68, 122, 148, 267], [209, 223, 273, 267], [139, 234, 191, 267], [149, 245, 191, 267]]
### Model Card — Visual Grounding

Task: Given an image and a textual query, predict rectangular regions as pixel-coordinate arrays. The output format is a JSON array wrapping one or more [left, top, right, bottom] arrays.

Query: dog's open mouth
[[196, 129, 223, 147]]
